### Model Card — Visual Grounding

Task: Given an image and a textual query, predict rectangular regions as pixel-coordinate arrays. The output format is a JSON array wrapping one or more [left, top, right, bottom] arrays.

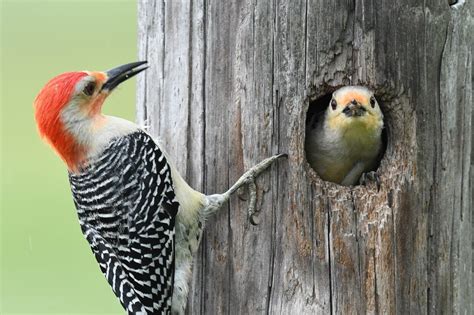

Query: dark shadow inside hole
[[305, 91, 388, 186], [306, 93, 332, 130]]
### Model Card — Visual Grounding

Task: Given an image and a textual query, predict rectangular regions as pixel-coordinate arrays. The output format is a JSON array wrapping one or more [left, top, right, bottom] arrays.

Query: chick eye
[[83, 82, 96, 96], [370, 96, 376, 108], [331, 99, 337, 110]]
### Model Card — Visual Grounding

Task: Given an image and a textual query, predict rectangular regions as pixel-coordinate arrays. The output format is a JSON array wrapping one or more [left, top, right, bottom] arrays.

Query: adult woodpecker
[[305, 86, 384, 186], [34, 61, 285, 314]]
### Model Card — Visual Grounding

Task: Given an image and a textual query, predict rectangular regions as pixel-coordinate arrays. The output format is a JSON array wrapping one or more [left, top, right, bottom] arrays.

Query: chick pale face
[[306, 86, 384, 186]]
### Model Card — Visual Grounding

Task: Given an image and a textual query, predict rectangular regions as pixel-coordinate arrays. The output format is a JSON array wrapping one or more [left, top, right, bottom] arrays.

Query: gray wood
[[137, 0, 473, 313]]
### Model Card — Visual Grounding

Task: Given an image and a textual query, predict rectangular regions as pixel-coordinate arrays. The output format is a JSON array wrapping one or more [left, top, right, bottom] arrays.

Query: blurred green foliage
[[1, 1, 138, 313]]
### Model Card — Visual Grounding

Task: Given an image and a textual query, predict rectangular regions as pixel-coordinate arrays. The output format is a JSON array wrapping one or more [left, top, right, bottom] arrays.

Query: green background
[[1, 0, 138, 313]]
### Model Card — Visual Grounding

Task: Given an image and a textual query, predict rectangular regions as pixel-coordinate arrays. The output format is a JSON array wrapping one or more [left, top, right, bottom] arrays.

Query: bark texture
[[137, 0, 473, 313]]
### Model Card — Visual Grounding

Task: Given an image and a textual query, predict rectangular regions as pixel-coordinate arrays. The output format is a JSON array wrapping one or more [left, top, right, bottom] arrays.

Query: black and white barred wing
[[69, 131, 179, 314], [82, 225, 147, 313]]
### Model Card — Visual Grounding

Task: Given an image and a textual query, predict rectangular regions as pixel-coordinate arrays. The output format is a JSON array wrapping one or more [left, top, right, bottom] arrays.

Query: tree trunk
[[136, 0, 473, 313]]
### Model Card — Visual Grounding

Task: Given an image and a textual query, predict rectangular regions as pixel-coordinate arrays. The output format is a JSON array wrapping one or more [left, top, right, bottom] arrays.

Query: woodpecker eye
[[370, 96, 376, 108], [83, 82, 96, 96], [331, 99, 337, 110]]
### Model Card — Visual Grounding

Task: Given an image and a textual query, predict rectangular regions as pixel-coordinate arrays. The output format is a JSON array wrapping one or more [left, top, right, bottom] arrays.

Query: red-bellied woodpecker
[[34, 61, 285, 314], [305, 86, 384, 186]]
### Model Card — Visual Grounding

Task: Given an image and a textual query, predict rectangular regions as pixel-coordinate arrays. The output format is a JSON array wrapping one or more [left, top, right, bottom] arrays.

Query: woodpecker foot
[[244, 154, 287, 225], [359, 171, 380, 191], [215, 153, 287, 222], [247, 180, 259, 225], [237, 186, 249, 201]]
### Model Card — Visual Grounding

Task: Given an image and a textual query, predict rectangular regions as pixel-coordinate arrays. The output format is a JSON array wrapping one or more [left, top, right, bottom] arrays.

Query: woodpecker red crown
[[34, 62, 148, 172], [34, 71, 88, 170]]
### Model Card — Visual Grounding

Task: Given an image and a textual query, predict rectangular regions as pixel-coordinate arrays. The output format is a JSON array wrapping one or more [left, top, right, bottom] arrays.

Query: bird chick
[[305, 86, 384, 186]]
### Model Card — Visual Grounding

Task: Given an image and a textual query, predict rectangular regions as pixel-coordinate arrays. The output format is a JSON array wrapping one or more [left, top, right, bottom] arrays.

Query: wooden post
[[137, 0, 473, 313]]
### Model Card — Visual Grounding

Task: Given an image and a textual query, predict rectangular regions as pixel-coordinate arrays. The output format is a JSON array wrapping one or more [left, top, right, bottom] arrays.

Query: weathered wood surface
[[137, 0, 473, 313]]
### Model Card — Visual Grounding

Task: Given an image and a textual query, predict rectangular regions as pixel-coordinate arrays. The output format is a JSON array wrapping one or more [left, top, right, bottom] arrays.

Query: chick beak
[[101, 61, 148, 93], [342, 100, 366, 117]]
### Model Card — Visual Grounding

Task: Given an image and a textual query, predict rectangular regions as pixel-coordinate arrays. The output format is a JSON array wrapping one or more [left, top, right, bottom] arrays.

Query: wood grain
[[137, 0, 473, 313]]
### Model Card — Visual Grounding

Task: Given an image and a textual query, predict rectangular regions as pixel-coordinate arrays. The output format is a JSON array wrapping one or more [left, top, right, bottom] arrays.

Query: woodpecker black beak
[[343, 101, 366, 117], [101, 61, 148, 92]]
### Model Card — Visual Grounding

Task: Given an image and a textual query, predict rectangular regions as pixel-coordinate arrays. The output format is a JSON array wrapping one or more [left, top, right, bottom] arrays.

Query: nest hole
[[305, 90, 388, 186]]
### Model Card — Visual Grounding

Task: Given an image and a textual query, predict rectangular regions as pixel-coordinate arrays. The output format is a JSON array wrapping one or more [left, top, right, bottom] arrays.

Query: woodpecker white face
[[34, 61, 147, 171]]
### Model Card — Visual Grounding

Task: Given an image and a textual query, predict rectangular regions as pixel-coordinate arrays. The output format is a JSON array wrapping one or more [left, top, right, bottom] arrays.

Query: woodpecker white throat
[[305, 86, 384, 186], [34, 61, 285, 314]]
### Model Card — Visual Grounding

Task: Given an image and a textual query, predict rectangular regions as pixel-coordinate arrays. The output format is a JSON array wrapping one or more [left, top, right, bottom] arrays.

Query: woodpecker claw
[[359, 171, 381, 191], [203, 154, 287, 220], [247, 180, 259, 225], [237, 154, 286, 224], [249, 213, 260, 225]]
